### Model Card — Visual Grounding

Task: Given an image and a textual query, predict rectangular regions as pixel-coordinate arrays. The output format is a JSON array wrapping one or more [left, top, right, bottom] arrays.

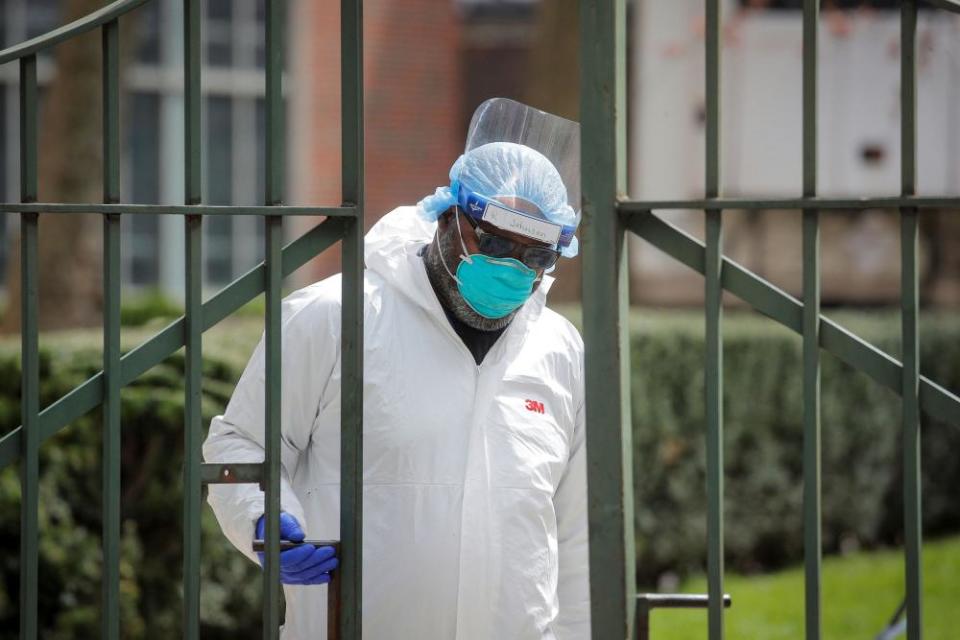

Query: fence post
[[101, 17, 122, 640], [18, 52, 40, 640], [900, 2, 922, 637], [182, 0, 203, 636], [340, 0, 365, 637], [801, 1, 823, 639], [581, 2, 634, 639], [703, 0, 725, 637]]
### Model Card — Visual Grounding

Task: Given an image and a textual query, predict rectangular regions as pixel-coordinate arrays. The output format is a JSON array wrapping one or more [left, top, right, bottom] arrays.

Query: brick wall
[[290, 0, 463, 284]]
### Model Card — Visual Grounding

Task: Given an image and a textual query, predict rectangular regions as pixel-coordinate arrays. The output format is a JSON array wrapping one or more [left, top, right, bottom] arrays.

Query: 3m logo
[[524, 399, 545, 414]]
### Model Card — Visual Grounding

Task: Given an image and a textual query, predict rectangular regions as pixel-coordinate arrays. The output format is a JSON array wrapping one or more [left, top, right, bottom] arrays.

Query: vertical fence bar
[[183, 211, 202, 638], [900, 1, 922, 637], [18, 53, 39, 640], [184, 0, 201, 205], [182, 0, 203, 637], [101, 19, 122, 640], [801, 1, 822, 639], [263, 216, 283, 640], [340, 0, 365, 637], [704, 0, 724, 638], [263, 0, 284, 637], [102, 22, 120, 206], [581, 1, 634, 638]]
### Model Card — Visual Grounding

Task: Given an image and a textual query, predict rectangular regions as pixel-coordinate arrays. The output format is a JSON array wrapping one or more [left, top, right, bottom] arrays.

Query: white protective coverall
[[203, 205, 590, 639]]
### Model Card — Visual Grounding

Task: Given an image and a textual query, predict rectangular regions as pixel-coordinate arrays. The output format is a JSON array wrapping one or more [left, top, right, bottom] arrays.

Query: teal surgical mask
[[437, 211, 539, 319]]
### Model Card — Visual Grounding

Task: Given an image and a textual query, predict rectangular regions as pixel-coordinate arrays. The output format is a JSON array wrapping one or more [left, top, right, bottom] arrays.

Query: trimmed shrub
[[0, 321, 265, 639], [0, 309, 958, 635], [626, 311, 960, 586], [118, 290, 184, 328]]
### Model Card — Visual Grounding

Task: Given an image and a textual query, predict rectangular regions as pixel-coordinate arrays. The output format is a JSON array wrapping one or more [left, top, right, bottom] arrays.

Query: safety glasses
[[463, 214, 561, 270]]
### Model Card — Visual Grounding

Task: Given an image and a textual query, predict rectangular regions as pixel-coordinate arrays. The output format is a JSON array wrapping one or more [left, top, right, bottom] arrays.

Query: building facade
[[631, 0, 960, 306], [0, 0, 463, 297], [7, 0, 954, 308]]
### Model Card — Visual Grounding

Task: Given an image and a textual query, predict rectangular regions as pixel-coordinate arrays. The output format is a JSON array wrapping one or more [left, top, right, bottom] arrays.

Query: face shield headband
[[456, 186, 577, 254]]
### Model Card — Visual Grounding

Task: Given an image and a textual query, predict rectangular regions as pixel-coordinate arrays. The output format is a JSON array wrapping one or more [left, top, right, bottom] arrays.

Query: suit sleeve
[[202, 286, 340, 564], [552, 374, 591, 638]]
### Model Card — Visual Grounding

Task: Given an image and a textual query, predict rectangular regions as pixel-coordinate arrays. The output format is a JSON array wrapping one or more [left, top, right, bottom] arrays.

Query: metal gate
[[7, 1, 960, 639], [0, 0, 365, 638], [580, 1, 960, 639]]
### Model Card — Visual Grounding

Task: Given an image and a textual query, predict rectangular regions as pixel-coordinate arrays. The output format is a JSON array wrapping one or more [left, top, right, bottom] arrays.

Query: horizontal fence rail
[[0, 203, 358, 216], [635, 594, 733, 640], [0, 216, 351, 469], [617, 196, 960, 211], [0, 0, 364, 637], [583, 1, 960, 639]]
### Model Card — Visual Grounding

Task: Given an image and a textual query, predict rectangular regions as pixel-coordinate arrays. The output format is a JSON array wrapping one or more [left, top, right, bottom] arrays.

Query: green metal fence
[[581, 1, 960, 639], [0, 1, 365, 638], [8, 1, 960, 639]]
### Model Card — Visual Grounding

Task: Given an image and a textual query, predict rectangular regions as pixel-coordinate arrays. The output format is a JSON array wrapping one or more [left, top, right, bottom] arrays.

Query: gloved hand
[[255, 511, 338, 585]]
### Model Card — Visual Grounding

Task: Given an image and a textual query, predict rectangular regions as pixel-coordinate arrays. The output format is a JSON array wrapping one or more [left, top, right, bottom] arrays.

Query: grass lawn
[[649, 536, 960, 639]]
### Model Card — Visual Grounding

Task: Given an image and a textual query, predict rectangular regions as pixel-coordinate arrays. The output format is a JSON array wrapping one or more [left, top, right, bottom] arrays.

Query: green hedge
[[0, 310, 958, 636], [0, 322, 264, 639], [625, 311, 960, 586]]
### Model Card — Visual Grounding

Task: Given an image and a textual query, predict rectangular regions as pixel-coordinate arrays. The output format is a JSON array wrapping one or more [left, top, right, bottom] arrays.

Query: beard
[[422, 217, 517, 332]]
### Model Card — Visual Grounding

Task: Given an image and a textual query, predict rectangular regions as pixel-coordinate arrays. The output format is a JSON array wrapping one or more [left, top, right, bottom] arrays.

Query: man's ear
[[437, 208, 456, 231]]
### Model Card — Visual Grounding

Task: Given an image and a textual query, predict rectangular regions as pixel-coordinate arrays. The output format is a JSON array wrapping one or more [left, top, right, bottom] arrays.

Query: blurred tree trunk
[[525, 0, 582, 303], [2, 0, 114, 333], [525, 0, 579, 121]]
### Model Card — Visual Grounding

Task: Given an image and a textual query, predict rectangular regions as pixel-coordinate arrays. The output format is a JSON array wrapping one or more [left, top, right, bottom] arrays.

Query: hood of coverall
[[363, 205, 556, 328]]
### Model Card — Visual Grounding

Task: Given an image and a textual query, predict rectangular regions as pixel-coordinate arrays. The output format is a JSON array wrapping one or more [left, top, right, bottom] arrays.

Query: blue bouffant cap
[[417, 142, 580, 258]]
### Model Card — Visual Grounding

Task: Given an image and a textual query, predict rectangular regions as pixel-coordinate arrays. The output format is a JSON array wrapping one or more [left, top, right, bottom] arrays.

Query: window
[[0, 0, 61, 289], [0, 0, 279, 294], [194, 0, 271, 287], [206, 0, 267, 69], [201, 95, 268, 287], [135, 0, 161, 65], [205, 96, 233, 283], [25, 0, 58, 39], [254, 0, 267, 68], [206, 0, 233, 66], [125, 92, 161, 286]]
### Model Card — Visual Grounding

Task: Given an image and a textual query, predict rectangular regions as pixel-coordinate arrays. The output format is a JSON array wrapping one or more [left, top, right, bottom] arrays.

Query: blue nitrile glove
[[255, 511, 338, 585]]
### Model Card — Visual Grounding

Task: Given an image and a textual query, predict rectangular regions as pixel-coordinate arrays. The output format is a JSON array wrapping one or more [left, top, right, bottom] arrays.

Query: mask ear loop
[[451, 206, 546, 289], [454, 208, 473, 264], [434, 212, 463, 286]]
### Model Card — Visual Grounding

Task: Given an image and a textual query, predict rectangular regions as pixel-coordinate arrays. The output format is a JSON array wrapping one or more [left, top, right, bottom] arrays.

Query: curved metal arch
[[0, 0, 152, 66], [924, 0, 960, 13]]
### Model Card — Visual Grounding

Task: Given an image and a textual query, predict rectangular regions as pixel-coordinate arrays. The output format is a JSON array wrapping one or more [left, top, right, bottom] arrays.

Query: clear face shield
[[457, 98, 581, 258]]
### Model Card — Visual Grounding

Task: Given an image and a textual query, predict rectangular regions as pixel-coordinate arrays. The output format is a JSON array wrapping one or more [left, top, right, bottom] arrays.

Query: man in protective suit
[[204, 99, 589, 639]]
